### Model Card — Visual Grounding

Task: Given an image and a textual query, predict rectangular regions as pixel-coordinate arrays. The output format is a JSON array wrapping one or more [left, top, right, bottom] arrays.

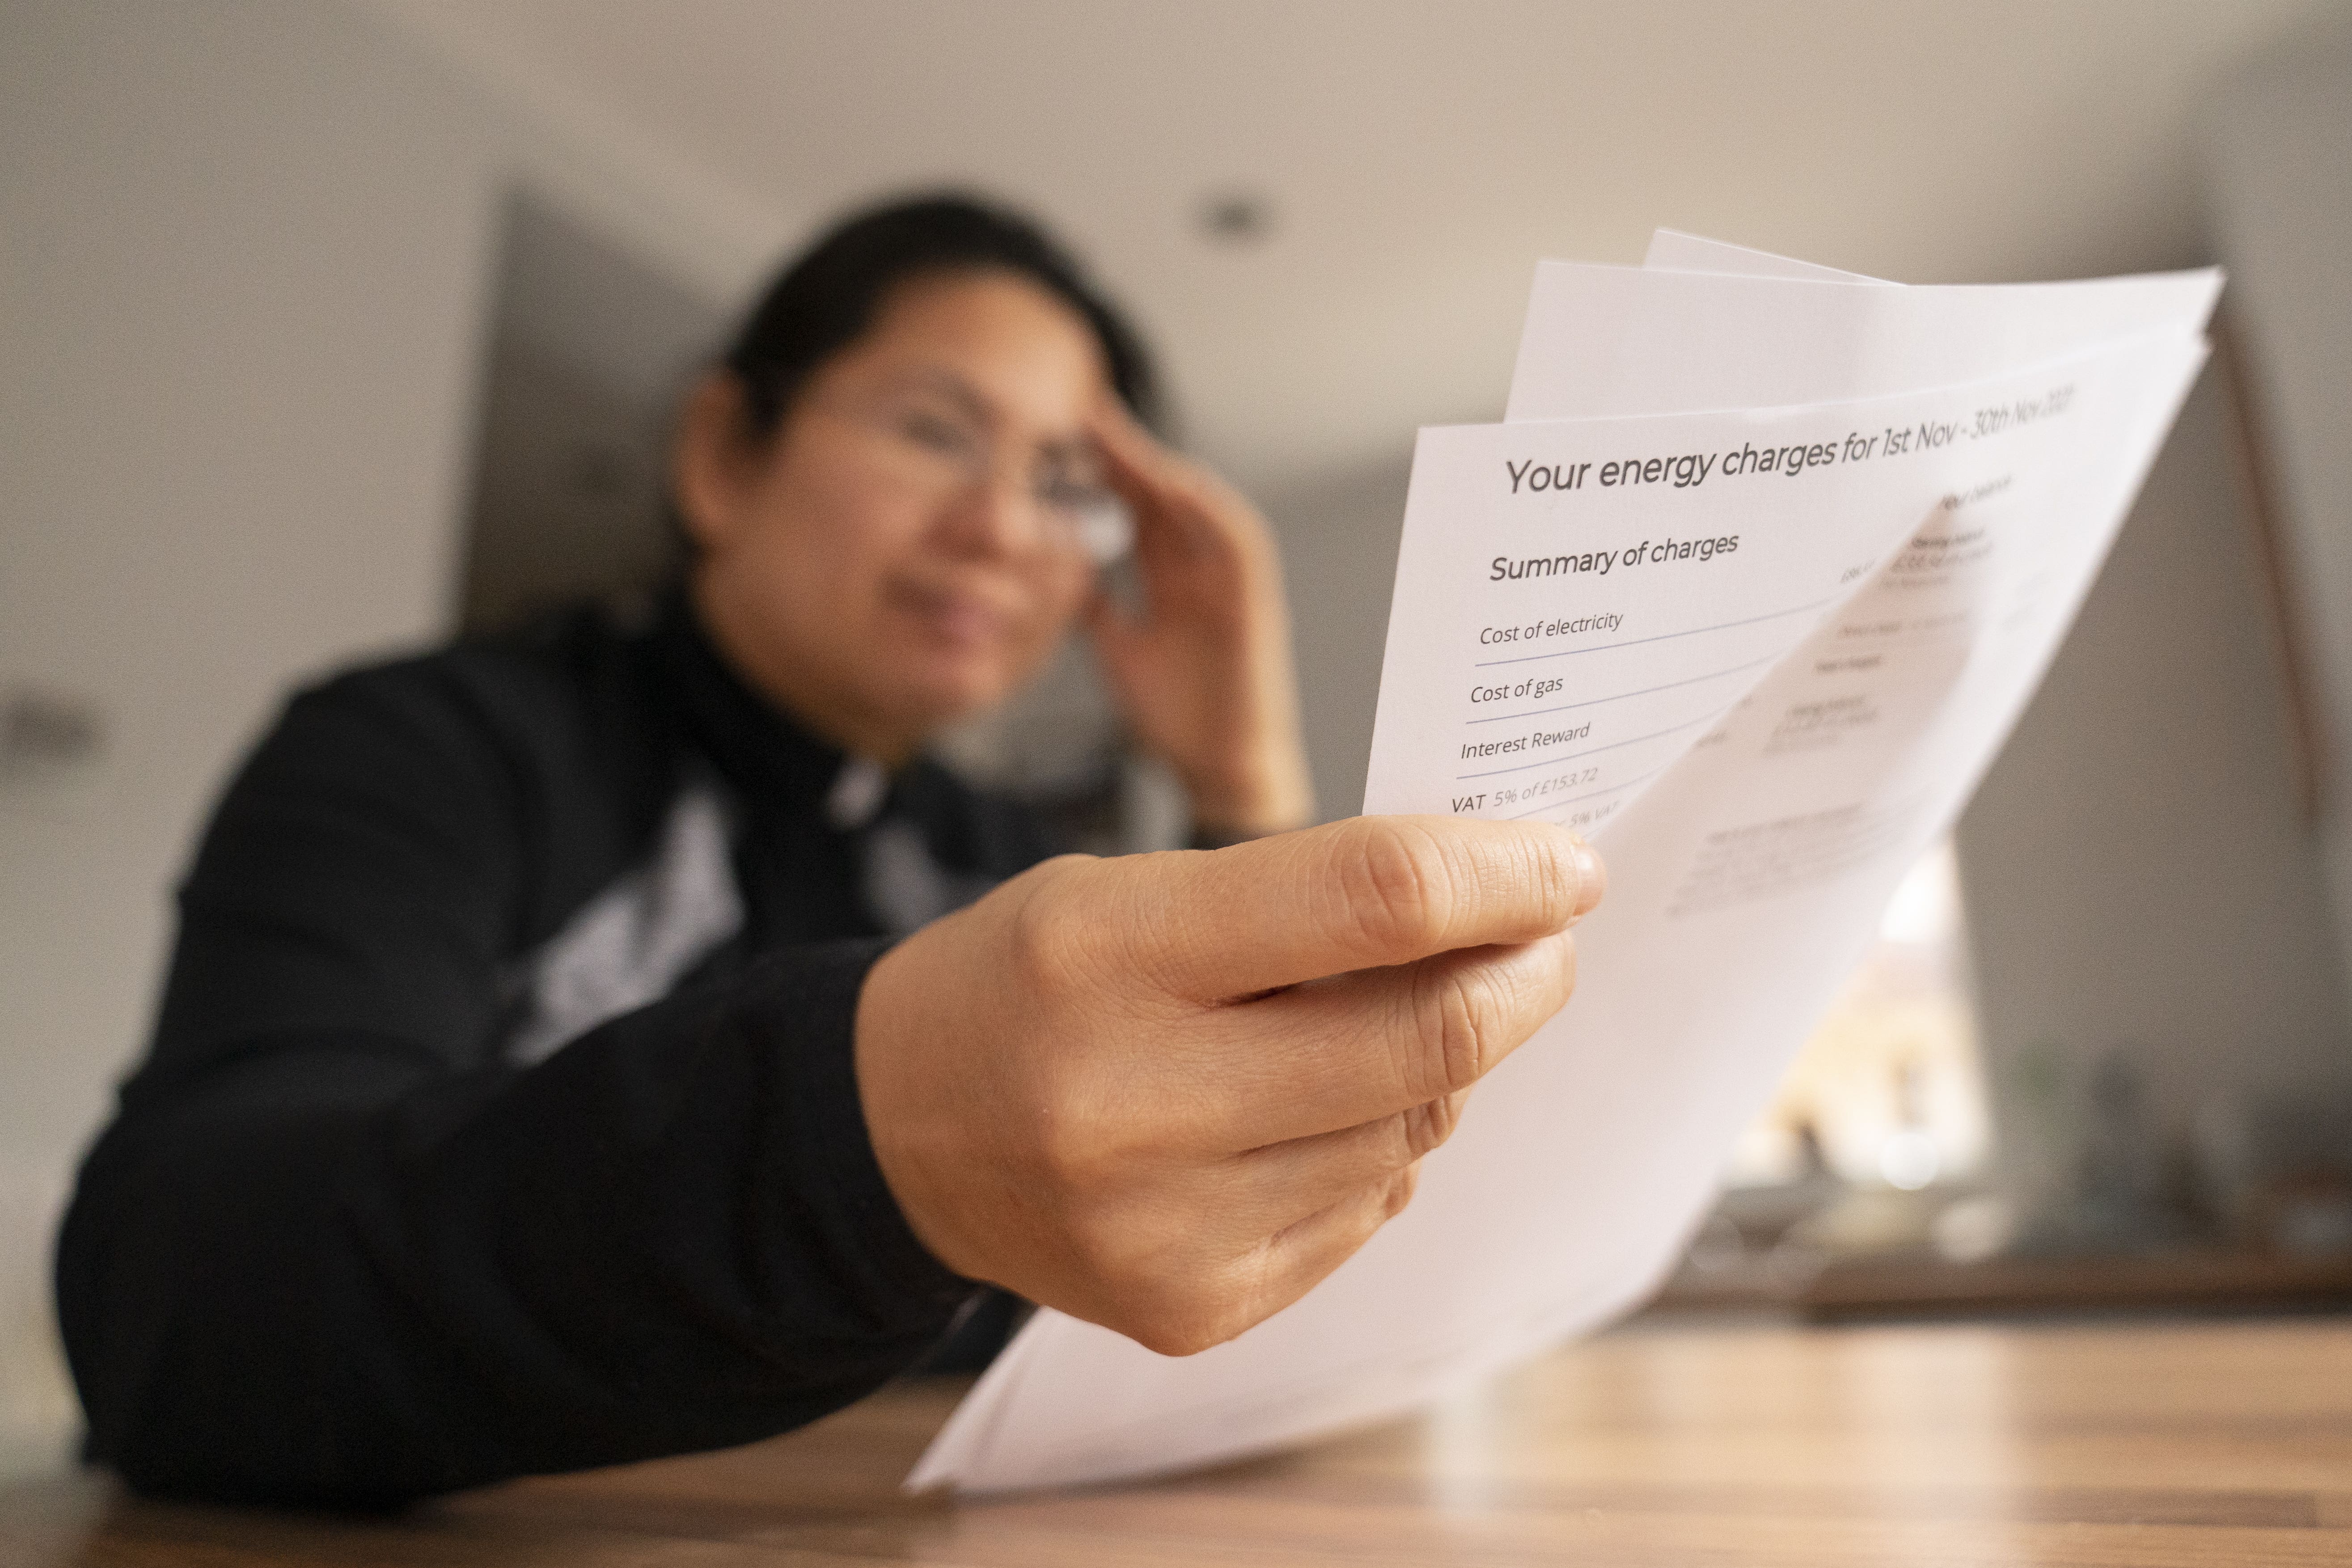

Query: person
[[55, 195, 1603, 1506]]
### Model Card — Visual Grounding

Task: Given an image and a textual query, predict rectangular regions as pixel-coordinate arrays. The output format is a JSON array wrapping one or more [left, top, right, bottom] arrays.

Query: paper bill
[[909, 270, 2212, 1491]]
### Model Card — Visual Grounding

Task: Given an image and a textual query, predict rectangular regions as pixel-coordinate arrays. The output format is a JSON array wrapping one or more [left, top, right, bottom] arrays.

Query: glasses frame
[[802, 389, 1133, 565]]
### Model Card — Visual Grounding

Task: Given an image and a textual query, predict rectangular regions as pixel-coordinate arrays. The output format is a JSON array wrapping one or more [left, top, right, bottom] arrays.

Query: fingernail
[[1568, 835, 1606, 913]]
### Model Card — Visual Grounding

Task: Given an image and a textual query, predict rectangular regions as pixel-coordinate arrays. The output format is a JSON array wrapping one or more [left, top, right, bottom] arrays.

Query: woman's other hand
[[1085, 402, 1315, 839]]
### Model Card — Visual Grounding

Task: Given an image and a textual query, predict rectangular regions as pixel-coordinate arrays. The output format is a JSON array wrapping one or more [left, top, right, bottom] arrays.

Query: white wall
[[1954, 370, 2351, 1211], [2204, 17, 2352, 1018], [3, 0, 482, 1145]]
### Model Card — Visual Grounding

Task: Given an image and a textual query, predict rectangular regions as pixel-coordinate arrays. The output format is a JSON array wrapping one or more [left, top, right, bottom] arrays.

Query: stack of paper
[[909, 234, 2220, 1494]]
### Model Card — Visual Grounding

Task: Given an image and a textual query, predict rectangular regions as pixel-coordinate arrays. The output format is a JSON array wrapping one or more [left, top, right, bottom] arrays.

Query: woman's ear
[[672, 372, 760, 554]]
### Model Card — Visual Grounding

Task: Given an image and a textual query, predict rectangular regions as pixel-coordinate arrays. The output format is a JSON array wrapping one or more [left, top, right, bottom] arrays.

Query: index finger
[[1086, 395, 1176, 489], [1122, 815, 1604, 1000], [1086, 402, 1235, 549]]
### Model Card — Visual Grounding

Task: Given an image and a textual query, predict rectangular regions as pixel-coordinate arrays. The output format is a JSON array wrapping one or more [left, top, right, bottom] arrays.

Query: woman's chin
[[888, 656, 1022, 731]]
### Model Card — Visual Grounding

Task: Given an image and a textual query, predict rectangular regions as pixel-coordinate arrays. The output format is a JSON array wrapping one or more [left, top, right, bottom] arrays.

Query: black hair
[[719, 191, 1163, 438]]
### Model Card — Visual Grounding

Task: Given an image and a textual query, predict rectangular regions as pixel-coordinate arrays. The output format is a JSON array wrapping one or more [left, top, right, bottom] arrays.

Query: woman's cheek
[[1043, 555, 1097, 625], [1027, 563, 1095, 659]]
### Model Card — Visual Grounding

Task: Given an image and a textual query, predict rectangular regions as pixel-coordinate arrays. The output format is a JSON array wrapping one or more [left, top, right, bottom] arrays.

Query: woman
[[57, 196, 1599, 1505]]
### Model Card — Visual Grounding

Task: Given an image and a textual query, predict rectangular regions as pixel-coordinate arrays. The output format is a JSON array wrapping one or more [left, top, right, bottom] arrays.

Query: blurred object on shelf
[[1726, 839, 1991, 1192], [1655, 1068, 2352, 1320], [1929, 1192, 2018, 1265], [2193, 1078, 2352, 1255], [2260, 1169, 2352, 1256], [2005, 1045, 2204, 1255]]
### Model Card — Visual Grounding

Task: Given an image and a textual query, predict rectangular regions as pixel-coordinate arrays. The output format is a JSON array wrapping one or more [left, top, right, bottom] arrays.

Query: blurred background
[[4, 0, 2348, 1474]]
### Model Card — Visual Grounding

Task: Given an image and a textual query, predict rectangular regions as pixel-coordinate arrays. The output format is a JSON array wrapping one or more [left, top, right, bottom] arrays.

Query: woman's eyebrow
[[888, 366, 995, 423], [888, 365, 1096, 454], [1035, 431, 1100, 469]]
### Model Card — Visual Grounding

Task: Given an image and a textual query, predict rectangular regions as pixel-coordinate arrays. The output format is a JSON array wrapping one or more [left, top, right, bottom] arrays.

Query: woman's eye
[[1036, 473, 1104, 511], [898, 410, 975, 456], [1034, 456, 1108, 506]]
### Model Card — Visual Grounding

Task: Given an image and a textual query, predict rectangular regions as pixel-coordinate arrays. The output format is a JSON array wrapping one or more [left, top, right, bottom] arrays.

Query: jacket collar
[[654, 586, 856, 825]]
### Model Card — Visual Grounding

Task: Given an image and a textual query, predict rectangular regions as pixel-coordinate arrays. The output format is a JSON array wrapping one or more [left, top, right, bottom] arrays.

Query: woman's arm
[[59, 647, 1603, 1509], [1083, 403, 1316, 840], [56, 664, 969, 1506]]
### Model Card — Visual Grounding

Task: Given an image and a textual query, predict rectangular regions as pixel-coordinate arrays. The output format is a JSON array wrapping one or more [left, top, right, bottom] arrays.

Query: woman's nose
[[931, 467, 1047, 561]]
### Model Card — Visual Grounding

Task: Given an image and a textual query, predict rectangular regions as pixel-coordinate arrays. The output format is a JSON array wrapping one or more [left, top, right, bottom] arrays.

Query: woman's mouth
[[886, 578, 1015, 652]]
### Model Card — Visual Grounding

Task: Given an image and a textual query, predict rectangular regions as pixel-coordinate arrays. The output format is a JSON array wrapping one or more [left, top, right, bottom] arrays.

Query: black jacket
[[56, 595, 1059, 1505]]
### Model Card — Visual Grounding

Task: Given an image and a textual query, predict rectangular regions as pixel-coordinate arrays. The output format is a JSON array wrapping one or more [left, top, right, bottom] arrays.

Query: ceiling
[[363, 0, 2336, 494]]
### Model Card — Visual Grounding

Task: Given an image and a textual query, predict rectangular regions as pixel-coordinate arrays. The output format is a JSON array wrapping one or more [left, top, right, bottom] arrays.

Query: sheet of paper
[[909, 286, 2212, 1492], [1642, 228, 1883, 282], [1506, 260, 2218, 420]]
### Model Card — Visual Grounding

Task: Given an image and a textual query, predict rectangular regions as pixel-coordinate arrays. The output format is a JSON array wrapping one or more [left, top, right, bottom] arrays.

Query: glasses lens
[[1066, 494, 1133, 564]]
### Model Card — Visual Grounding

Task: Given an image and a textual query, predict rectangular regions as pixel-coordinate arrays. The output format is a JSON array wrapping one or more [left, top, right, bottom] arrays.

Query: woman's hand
[[856, 816, 1605, 1354], [1084, 402, 1315, 839]]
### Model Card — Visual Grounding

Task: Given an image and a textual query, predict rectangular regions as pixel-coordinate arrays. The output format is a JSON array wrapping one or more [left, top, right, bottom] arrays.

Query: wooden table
[[6, 1315, 2348, 1565]]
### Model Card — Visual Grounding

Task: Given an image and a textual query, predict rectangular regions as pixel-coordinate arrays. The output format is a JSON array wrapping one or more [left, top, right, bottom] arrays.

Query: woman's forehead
[[844, 271, 1108, 416]]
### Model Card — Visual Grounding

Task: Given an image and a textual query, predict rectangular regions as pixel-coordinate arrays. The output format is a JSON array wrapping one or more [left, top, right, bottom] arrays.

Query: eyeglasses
[[808, 392, 1132, 564]]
